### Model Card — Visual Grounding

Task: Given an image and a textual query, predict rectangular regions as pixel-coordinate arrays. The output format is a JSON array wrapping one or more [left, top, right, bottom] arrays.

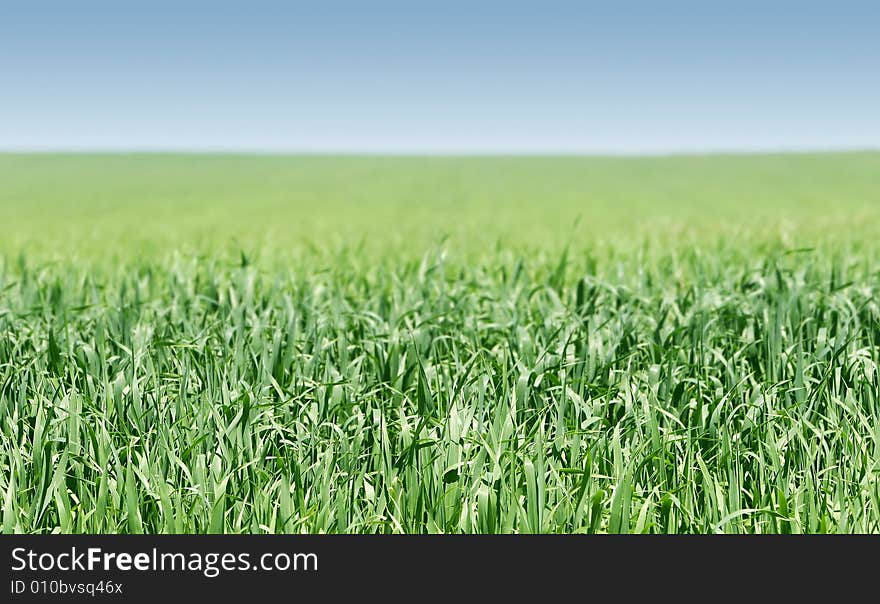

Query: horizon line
[[1, 146, 878, 159]]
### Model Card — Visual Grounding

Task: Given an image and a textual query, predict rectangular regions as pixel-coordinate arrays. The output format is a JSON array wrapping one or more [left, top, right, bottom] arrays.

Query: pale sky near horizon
[[1, 1, 878, 153]]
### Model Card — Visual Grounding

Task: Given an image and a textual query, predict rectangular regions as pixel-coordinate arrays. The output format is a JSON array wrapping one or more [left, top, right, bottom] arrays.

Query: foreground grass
[[1, 153, 879, 533]]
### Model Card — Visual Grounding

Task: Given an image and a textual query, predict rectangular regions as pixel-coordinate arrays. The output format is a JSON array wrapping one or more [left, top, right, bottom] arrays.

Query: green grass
[[1, 152, 879, 533]]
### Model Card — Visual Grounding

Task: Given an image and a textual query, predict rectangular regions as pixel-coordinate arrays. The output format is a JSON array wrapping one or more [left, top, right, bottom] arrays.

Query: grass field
[[2, 152, 880, 533]]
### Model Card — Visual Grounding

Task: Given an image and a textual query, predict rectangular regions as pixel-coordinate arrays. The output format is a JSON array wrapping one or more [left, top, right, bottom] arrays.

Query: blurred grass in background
[[2, 152, 878, 261]]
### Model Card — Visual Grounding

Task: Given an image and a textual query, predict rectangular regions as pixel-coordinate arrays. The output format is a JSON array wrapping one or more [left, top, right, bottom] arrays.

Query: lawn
[[1, 152, 879, 533]]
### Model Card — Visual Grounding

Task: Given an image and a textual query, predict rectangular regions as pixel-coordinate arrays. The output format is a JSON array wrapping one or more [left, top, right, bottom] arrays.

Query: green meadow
[[1, 152, 879, 533]]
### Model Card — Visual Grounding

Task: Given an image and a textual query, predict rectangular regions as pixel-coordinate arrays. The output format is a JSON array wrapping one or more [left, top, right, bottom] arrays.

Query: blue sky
[[1, 1, 877, 153]]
